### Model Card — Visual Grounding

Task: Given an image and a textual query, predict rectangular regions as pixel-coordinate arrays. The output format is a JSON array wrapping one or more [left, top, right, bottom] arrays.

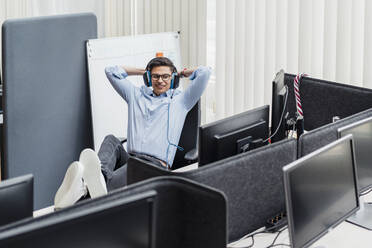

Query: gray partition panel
[[128, 138, 297, 242], [1, 13, 96, 209], [298, 108, 372, 157], [283, 74, 372, 131]]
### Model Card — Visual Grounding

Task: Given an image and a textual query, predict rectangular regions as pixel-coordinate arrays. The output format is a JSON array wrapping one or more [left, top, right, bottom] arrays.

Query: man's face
[[151, 66, 173, 96]]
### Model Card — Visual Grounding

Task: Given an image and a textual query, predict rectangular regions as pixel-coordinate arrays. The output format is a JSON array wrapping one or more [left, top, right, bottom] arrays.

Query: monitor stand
[[346, 197, 372, 230]]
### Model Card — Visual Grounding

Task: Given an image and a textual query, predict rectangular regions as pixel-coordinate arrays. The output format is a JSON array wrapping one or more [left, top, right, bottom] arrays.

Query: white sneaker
[[54, 161, 87, 209], [79, 148, 108, 198]]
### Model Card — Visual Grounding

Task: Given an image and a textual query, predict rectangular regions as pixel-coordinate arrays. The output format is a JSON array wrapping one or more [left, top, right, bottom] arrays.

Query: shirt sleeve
[[104, 66, 135, 103], [181, 66, 212, 111]]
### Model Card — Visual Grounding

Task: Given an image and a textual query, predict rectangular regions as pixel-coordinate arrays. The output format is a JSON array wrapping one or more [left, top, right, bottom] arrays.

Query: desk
[[34, 163, 371, 248], [229, 193, 372, 248], [33, 162, 199, 217], [173, 162, 198, 172]]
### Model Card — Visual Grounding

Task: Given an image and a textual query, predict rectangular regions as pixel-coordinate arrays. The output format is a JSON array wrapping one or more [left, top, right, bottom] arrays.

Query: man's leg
[[106, 164, 128, 191], [98, 135, 129, 190]]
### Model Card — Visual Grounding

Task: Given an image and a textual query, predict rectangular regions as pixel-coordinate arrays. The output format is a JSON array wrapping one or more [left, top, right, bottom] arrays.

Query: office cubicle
[[271, 71, 372, 142], [0, 177, 227, 248], [128, 138, 297, 242], [298, 108, 372, 157]]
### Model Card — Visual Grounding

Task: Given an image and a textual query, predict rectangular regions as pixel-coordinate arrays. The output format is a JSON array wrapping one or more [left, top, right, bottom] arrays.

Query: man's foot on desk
[[79, 149, 108, 198], [54, 161, 87, 209]]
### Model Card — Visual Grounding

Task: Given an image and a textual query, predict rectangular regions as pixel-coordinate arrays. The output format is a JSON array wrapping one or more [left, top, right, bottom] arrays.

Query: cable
[[265, 227, 286, 248], [227, 225, 287, 248], [267, 244, 291, 248], [165, 89, 184, 168], [361, 188, 372, 196], [263, 85, 289, 143]]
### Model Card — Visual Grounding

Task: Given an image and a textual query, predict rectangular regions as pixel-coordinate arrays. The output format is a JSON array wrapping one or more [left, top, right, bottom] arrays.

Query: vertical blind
[[0, 0, 208, 121], [1, 0, 372, 125], [212, 0, 372, 125]]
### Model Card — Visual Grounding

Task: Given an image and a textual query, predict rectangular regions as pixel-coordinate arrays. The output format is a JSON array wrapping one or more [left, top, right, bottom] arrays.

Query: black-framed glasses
[[151, 74, 172, 81]]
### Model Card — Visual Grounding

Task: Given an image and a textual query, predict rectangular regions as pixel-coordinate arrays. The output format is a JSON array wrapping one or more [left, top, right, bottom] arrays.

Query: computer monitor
[[0, 174, 33, 226], [283, 135, 359, 248], [338, 117, 372, 230], [0, 191, 156, 248], [198, 105, 269, 166], [271, 70, 289, 143]]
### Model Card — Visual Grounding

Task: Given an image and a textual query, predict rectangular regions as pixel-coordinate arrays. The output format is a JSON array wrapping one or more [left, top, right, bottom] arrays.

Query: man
[[54, 57, 211, 208]]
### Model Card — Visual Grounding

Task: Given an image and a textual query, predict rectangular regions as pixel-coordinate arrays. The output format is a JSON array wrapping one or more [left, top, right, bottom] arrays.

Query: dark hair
[[145, 57, 177, 73]]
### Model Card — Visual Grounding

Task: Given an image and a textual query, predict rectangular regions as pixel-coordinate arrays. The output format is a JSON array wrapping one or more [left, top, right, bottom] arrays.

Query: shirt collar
[[148, 89, 171, 98]]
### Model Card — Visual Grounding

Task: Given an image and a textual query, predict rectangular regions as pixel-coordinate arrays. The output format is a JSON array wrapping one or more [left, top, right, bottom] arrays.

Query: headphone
[[143, 58, 180, 89]]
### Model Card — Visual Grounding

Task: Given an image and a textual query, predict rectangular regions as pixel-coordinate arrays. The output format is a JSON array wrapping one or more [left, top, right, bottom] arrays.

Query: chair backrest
[[0, 177, 227, 248], [1, 13, 96, 209], [127, 139, 297, 242], [172, 100, 200, 169]]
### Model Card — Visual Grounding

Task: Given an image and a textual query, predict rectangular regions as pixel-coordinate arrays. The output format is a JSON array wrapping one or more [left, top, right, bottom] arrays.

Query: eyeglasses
[[151, 74, 172, 81]]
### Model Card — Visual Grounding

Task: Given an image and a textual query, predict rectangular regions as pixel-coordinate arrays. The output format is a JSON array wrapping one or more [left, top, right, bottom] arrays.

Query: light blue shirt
[[105, 65, 211, 167]]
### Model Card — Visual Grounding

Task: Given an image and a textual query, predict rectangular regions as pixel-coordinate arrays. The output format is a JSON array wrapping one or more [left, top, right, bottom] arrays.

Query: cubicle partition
[[1, 13, 96, 209], [298, 108, 372, 157], [127, 138, 297, 242], [279, 72, 372, 132], [0, 177, 227, 248]]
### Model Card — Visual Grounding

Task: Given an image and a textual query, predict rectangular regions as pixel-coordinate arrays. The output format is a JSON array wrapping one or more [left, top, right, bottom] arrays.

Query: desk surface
[[33, 163, 372, 248], [229, 193, 372, 248]]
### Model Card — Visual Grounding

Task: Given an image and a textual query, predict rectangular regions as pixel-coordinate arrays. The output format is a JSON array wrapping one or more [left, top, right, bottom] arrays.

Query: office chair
[[121, 100, 200, 170], [172, 100, 200, 168]]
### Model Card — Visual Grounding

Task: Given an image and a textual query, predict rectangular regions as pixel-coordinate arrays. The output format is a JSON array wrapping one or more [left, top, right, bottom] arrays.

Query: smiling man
[[54, 57, 211, 208]]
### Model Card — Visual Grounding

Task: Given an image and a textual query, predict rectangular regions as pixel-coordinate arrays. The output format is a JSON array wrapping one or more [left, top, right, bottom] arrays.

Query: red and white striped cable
[[294, 73, 307, 118]]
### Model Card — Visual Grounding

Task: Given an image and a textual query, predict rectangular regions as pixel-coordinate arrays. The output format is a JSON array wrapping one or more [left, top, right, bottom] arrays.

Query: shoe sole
[[79, 148, 107, 198], [54, 161, 84, 209]]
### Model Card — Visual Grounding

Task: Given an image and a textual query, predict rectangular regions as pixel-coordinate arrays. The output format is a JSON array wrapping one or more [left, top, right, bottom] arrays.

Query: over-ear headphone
[[143, 57, 180, 89]]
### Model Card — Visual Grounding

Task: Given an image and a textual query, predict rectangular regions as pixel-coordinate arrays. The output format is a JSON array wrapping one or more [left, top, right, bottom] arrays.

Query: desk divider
[[1, 13, 96, 209], [282, 73, 372, 132], [0, 177, 227, 248], [127, 138, 297, 242], [298, 108, 372, 157]]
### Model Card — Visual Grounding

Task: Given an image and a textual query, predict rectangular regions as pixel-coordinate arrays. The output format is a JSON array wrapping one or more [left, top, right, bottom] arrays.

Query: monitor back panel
[[199, 105, 269, 166], [0, 191, 156, 248], [0, 175, 33, 226], [1, 13, 96, 209]]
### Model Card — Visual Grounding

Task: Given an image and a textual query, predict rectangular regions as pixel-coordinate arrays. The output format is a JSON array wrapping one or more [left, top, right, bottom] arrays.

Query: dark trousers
[[98, 135, 166, 191], [98, 135, 130, 191]]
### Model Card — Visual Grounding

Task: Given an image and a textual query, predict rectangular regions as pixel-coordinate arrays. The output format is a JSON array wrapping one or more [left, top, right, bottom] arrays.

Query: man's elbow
[[192, 66, 212, 81], [198, 66, 212, 81]]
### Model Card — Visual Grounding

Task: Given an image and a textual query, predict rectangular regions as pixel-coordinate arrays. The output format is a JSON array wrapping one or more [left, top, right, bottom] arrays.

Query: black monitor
[[338, 117, 372, 230], [283, 135, 359, 248], [271, 70, 289, 143], [198, 105, 269, 166], [0, 174, 33, 226], [0, 191, 156, 248]]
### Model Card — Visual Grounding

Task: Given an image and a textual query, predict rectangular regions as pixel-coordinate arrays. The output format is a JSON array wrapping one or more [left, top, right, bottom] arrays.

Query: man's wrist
[[180, 68, 189, 78]]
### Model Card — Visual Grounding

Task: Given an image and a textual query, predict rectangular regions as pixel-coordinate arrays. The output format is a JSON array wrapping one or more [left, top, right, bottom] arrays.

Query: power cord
[[360, 188, 372, 196], [263, 85, 289, 143], [227, 225, 289, 248], [265, 227, 289, 248]]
